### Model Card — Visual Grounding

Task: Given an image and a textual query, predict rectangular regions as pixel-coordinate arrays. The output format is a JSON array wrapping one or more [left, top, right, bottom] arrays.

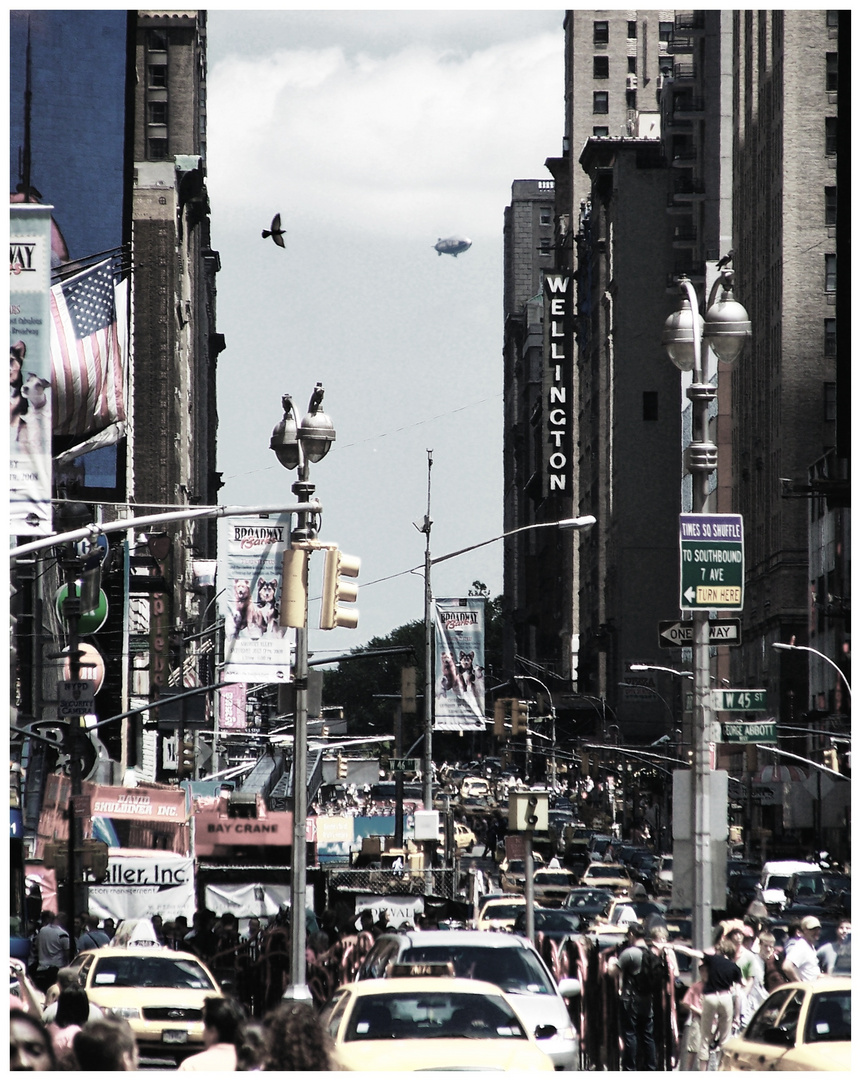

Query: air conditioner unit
[[626, 74, 638, 90]]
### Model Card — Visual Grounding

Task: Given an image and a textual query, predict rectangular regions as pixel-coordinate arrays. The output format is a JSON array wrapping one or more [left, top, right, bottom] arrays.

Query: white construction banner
[[88, 850, 195, 923], [221, 515, 294, 683], [434, 597, 486, 731]]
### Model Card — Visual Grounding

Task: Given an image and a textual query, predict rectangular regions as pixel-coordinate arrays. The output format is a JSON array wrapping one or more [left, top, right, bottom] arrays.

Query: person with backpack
[[697, 937, 742, 1070], [613, 922, 660, 1070]]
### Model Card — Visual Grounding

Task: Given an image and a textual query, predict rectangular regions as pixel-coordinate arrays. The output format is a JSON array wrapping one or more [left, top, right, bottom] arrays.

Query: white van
[[760, 859, 821, 912], [459, 776, 491, 800]]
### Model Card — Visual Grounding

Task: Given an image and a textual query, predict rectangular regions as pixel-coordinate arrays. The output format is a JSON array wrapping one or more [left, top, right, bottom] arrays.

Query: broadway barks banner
[[434, 596, 486, 731], [221, 515, 294, 683], [10, 205, 53, 535]]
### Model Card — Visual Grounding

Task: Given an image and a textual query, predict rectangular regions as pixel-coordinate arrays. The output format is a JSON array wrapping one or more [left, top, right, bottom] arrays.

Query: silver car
[[353, 929, 581, 1070]]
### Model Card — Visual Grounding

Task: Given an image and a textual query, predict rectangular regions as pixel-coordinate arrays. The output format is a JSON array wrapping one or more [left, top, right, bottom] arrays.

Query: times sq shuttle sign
[[544, 273, 572, 494]]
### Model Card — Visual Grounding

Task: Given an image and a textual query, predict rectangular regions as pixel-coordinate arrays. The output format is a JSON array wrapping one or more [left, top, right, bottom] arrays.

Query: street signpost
[[390, 757, 418, 773], [721, 720, 777, 743], [659, 619, 742, 648], [679, 513, 744, 611], [713, 689, 767, 712]]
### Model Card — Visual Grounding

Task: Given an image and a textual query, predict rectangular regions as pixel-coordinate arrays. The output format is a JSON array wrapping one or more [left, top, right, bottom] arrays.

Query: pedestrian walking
[[32, 911, 71, 994], [697, 938, 742, 1070], [178, 995, 248, 1071], [782, 915, 823, 982], [610, 922, 659, 1071]]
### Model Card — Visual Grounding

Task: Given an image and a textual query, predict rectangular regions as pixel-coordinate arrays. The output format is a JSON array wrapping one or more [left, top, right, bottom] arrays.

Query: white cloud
[[208, 33, 561, 241]]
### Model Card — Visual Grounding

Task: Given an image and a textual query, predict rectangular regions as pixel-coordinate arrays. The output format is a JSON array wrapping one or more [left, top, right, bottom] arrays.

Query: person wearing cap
[[782, 916, 822, 983]]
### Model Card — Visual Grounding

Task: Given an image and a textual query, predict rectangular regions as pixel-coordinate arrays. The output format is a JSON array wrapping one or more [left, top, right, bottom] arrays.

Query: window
[[824, 383, 837, 422], [593, 55, 609, 78], [593, 21, 609, 45], [148, 65, 167, 88], [148, 138, 168, 161], [825, 117, 837, 155], [593, 91, 609, 114], [540, 208, 552, 226], [825, 187, 837, 226], [628, 56, 637, 74], [659, 56, 673, 77], [825, 254, 836, 293], [826, 53, 838, 91], [826, 10, 839, 27], [539, 238, 552, 257], [643, 392, 659, 422], [147, 29, 168, 51], [593, 126, 609, 137], [148, 101, 167, 125], [627, 21, 637, 39], [626, 90, 637, 109], [659, 21, 674, 42], [824, 318, 836, 356]]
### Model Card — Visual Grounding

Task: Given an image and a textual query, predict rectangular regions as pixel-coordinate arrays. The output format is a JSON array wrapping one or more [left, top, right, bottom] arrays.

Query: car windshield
[[91, 954, 216, 990], [805, 990, 851, 1043], [585, 866, 628, 881], [345, 990, 529, 1042], [400, 946, 555, 996], [535, 873, 574, 886], [481, 902, 524, 921]]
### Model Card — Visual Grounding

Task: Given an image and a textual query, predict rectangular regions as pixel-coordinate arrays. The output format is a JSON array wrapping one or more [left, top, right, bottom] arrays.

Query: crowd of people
[[10, 994, 339, 1072]]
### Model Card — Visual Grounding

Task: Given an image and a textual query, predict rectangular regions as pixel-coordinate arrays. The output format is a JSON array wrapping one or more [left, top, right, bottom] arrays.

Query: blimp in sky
[[434, 235, 472, 257]]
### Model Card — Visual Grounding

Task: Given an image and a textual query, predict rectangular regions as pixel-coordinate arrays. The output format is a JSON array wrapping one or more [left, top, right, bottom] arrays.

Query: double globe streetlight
[[270, 384, 335, 1000], [662, 267, 750, 955]]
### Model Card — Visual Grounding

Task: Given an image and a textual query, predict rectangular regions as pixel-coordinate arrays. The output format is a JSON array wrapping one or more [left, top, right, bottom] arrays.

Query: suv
[[352, 929, 581, 1070]]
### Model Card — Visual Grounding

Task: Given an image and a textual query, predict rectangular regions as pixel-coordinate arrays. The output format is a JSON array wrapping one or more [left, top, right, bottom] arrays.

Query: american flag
[[50, 259, 127, 437]]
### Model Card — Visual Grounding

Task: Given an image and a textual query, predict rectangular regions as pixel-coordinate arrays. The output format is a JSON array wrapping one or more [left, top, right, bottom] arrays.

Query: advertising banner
[[316, 814, 355, 865], [219, 682, 247, 730], [221, 515, 294, 683], [204, 882, 291, 919], [88, 851, 195, 923], [434, 597, 486, 731], [10, 205, 53, 535]]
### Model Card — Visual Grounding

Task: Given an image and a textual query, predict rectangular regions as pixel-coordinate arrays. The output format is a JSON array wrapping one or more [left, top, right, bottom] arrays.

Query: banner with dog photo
[[433, 597, 486, 731], [221, 515, 294, 683]]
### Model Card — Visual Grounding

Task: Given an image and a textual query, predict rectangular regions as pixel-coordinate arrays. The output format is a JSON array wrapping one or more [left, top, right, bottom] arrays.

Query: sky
[[206, 8, 565, 659]]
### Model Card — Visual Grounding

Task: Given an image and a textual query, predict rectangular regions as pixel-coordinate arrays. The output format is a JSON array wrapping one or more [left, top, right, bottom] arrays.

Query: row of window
[[146, 30, 169, 161], [592, 91, 638, 114], [592, 56, 674, 79], [593, 19, 675, 45]]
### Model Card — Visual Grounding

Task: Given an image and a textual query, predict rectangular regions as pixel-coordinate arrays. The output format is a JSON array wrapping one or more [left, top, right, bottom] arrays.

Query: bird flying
[[262, 213, 286, 248]]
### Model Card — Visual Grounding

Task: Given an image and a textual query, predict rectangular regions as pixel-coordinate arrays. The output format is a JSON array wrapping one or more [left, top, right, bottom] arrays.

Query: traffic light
[[178, 734, 196, 777], [280, 547, 308, 628], [401, 666, 417, 714], [511, 699, 529, 736], [337, 753, 348, 779], [319, 546, 360, 629], [494, 698, 507, 737]]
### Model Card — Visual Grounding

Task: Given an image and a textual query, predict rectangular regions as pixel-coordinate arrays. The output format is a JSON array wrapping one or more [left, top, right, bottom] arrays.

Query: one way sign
[[659, 619, 742, 648]]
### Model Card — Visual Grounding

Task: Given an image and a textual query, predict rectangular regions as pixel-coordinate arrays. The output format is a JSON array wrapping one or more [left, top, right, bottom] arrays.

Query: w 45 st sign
[[679, 514, 744, 611]]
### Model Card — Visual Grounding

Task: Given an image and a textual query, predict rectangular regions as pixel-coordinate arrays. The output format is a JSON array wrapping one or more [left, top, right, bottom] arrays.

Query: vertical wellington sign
[[544, 273, 572, 494]]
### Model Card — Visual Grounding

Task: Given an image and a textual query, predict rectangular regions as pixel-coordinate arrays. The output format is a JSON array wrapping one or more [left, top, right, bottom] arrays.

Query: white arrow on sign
[[684, 587, 697, 604]]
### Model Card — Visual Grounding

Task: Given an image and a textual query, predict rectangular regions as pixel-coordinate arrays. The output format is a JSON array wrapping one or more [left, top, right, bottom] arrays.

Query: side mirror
[[557, 977, 582, 998], [534, 1024, 558, 1040], [762, 1027, 793, 1047]]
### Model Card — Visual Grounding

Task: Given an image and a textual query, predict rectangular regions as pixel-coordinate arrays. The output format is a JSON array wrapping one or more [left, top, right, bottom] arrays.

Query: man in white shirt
[[782, 915, 822, 982]]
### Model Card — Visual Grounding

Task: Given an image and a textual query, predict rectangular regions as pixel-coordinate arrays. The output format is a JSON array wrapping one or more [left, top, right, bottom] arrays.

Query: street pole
[[421, 451, 434, 813], [663, 269, 750, 954]]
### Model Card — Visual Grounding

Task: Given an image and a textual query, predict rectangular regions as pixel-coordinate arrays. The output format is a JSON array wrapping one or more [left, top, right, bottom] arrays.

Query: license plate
[[162, 1030, 188, 1044]]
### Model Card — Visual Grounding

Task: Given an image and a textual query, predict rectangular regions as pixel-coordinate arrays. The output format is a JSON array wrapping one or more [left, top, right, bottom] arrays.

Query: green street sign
[[390, 757, 418, 773], [721, 720, 777, 743], [680, 513, 744, 611], [713, 689, 767, 712]]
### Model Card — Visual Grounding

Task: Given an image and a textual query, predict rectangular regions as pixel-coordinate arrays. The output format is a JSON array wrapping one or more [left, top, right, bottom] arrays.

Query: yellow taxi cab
[[719, 977, 851, 1071], [65, 937, 223, 1067], [319, 968, 555, 1072], [476, 894, 528, 932]]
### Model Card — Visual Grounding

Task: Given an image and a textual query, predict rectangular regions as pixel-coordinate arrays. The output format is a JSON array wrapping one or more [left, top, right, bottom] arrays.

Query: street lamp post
[[662, 268, 750, 953], [270, 384, 335, 999], [772, 642, 852, 704], [421, 514, 596, 814]]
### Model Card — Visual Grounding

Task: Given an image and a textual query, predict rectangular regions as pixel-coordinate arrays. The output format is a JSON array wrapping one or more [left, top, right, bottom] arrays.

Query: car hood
[[336, 1038, 554, 1072], [499, 991, 572, 1035]]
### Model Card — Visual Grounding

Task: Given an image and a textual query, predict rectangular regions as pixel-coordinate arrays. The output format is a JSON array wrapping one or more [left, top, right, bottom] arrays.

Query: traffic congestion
[[10, 759, 851, 1071]]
